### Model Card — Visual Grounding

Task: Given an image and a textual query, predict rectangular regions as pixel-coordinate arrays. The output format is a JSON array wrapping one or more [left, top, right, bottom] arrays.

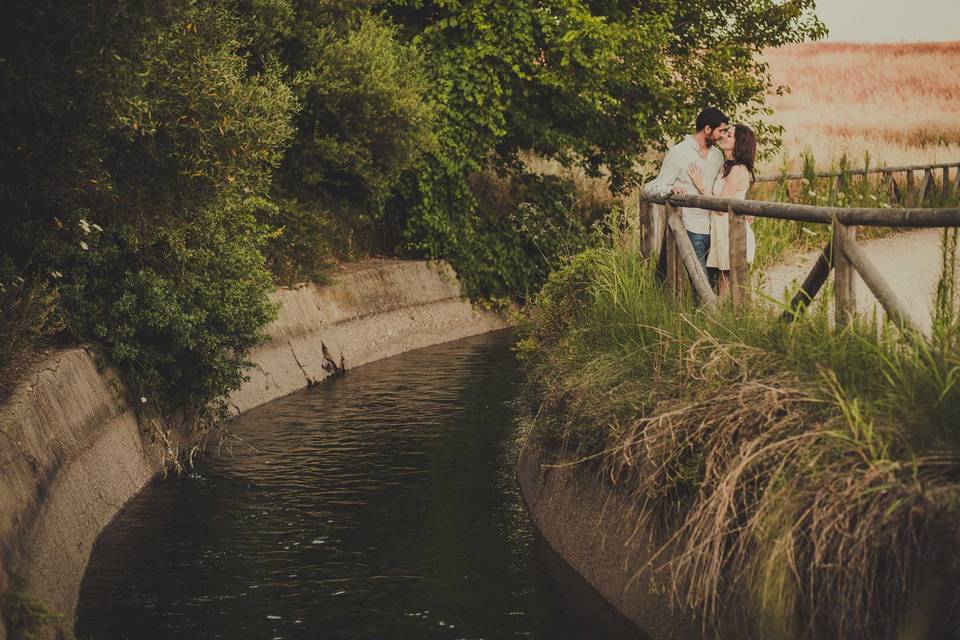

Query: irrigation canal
[[76, 330, 645, 640]]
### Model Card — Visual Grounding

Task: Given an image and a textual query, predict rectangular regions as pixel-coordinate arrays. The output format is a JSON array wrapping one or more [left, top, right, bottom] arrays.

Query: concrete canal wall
[[0, 259, 505, 640], [517, 442, 702, 640]]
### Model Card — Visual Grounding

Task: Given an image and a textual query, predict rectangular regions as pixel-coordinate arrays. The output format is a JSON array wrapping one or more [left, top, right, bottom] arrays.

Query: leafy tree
[[0, 1, 296, 419], [234, 0, 437, 279], [382, 0, 826, 298]]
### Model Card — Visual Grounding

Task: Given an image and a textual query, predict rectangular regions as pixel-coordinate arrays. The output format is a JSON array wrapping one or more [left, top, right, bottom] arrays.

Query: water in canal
[[77, 330, 644, 639]]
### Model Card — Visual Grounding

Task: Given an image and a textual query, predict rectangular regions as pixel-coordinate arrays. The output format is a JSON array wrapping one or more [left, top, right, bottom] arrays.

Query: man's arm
[[642, 145, 684, 198]]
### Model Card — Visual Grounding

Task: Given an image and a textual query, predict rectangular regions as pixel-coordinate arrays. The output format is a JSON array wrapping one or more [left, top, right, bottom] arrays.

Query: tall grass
[[748, 150, 960, 272], [0, 273, 63, 403], [518, 236, 960, 638]]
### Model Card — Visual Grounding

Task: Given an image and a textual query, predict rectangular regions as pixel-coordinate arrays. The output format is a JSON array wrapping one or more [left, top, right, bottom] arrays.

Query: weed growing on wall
[[1, 576, 62, 640]]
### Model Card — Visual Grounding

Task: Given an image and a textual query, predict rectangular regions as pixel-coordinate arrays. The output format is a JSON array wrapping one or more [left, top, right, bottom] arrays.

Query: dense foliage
[[244, 1, 436, 276], [383, 0, 825, 297], [0, 1, 295, 418], [0, 0, 824, 427]]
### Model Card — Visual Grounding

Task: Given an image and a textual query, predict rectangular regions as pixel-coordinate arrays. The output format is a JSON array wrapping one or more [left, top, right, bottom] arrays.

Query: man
[[643, 107, 729, 274]]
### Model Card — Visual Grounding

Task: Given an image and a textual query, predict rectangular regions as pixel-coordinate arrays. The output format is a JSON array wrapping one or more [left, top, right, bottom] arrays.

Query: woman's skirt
[[706, 212, 755, 270]]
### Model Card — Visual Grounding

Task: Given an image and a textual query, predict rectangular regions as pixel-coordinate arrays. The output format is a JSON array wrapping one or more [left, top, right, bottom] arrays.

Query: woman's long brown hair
[[722, 124, 756, 183]]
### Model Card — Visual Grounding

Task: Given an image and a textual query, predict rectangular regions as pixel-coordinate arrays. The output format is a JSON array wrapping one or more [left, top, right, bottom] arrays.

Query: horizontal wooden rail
[[755, 161, 960, 183], [639, 185, 960, 331], [641, 192, 960, 227]]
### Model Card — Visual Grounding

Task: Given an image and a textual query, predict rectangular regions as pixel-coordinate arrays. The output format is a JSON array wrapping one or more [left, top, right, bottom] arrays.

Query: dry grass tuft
[[519, 244, 960, 639]]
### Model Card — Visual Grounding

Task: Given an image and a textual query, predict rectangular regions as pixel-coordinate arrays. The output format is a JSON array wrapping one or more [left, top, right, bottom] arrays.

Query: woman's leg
[[717, 271, 731, 299]]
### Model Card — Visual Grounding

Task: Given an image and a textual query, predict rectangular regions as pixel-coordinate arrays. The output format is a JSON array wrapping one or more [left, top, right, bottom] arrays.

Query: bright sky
[[814, 0, 960, 42]]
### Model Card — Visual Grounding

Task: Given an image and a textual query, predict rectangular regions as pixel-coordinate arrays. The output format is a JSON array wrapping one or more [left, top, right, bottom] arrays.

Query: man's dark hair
[[695, 107, 729, 132]]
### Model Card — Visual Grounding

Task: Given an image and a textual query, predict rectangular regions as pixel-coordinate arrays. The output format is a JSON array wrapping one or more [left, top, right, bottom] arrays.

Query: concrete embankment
[[0, 259, 504, 640], [517, 442, 701, 640]]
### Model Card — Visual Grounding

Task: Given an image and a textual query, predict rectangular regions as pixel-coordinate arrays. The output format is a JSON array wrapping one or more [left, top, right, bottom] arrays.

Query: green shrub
[[253, 4, 436, 265], [2, 575, 62, 640], [435, 170, 607, 300], [0, 1, 295, 422], [384, 0, 825, 299], [58, 202, 277, 417]]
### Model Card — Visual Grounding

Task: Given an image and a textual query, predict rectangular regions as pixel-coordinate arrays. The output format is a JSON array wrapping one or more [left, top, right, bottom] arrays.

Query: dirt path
[[761, 228, 947, 333]]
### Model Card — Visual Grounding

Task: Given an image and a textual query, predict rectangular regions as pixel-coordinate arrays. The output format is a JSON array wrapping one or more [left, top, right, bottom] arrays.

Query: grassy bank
[[518, 242, 960, 639]]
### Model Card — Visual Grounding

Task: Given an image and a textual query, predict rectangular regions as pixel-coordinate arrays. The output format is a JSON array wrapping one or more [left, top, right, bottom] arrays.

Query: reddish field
[[760, 41, 960, 171]]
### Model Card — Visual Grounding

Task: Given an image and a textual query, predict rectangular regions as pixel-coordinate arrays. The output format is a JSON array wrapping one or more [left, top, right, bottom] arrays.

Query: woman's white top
[[706, 173, 756, 269]]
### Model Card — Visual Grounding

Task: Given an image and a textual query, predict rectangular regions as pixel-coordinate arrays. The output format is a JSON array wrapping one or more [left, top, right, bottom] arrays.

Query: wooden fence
[[638, 162, 960, 333], [755, 161, 960, 206]]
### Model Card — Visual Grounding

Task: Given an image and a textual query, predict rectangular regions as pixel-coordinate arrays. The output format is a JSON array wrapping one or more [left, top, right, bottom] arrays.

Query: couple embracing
[[644, 107, 757, 296]]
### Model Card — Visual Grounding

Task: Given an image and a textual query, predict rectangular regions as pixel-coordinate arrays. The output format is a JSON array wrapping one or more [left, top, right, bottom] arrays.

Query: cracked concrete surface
[[229, 260, 505, 413]]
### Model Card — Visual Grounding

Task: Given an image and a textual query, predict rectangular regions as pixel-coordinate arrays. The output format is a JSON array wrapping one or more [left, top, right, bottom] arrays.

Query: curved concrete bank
[[0, 259, 504, 640], [517, 442, 701, 640]]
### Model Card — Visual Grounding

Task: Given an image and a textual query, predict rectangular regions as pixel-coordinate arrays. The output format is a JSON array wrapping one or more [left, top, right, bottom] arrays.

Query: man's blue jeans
[[687, 231, 710, 275]]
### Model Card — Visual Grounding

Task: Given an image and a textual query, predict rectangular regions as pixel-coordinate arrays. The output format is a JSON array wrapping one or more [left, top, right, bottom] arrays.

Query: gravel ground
[[760, 228, 948, 333]]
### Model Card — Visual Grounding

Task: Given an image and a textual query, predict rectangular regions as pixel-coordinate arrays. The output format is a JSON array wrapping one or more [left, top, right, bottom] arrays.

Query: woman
[[687, 123, 757, 296]]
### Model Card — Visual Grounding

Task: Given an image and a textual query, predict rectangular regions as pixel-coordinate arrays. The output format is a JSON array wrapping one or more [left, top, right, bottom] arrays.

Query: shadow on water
[[77, 330, 646, 639]]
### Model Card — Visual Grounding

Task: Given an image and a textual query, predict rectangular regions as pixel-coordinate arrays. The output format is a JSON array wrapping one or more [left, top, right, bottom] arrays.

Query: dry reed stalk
[[526, 334, 960, 639]]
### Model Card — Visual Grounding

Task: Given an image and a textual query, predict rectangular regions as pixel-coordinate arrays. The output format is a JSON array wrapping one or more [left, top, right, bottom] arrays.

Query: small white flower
[[800, 178, 810, 185], [836, 192, 845, 200], [78, 219, 91, 234], [51, 270, 62, 279], [869, 194, 878, 201], [807, 190, 816, 196], [140, 396, 147, 403], [91, 223, 103, 232], [79, 240, 89, 251]]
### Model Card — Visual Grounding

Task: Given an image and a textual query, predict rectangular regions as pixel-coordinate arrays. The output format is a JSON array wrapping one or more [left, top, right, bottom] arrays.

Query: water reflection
[[77, 331, 643, 639]]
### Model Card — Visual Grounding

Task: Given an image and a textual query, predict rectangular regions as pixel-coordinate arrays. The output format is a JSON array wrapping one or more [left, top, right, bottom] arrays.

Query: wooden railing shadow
[[639, 162, 960, 333]]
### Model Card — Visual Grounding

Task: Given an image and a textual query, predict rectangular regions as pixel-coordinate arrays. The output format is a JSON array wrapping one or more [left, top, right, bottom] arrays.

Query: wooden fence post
[[919, 169, 933, 203], [954, 166, 960, 195], [833, 220, 857, 328], [906, 170, 915, 204], [638, 197, 652, 258], [781, 240, 834, 321], [944, 167, 950, 200], [667, 209, 717, 309], [654, 205, 667, 259], [729, 208, 749, 308], [664, 202, 686, 300], [885, 171, 901, 204]]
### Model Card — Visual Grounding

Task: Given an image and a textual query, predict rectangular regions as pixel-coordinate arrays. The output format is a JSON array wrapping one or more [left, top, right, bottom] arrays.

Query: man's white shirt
[[642, 135, 724, 235]]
